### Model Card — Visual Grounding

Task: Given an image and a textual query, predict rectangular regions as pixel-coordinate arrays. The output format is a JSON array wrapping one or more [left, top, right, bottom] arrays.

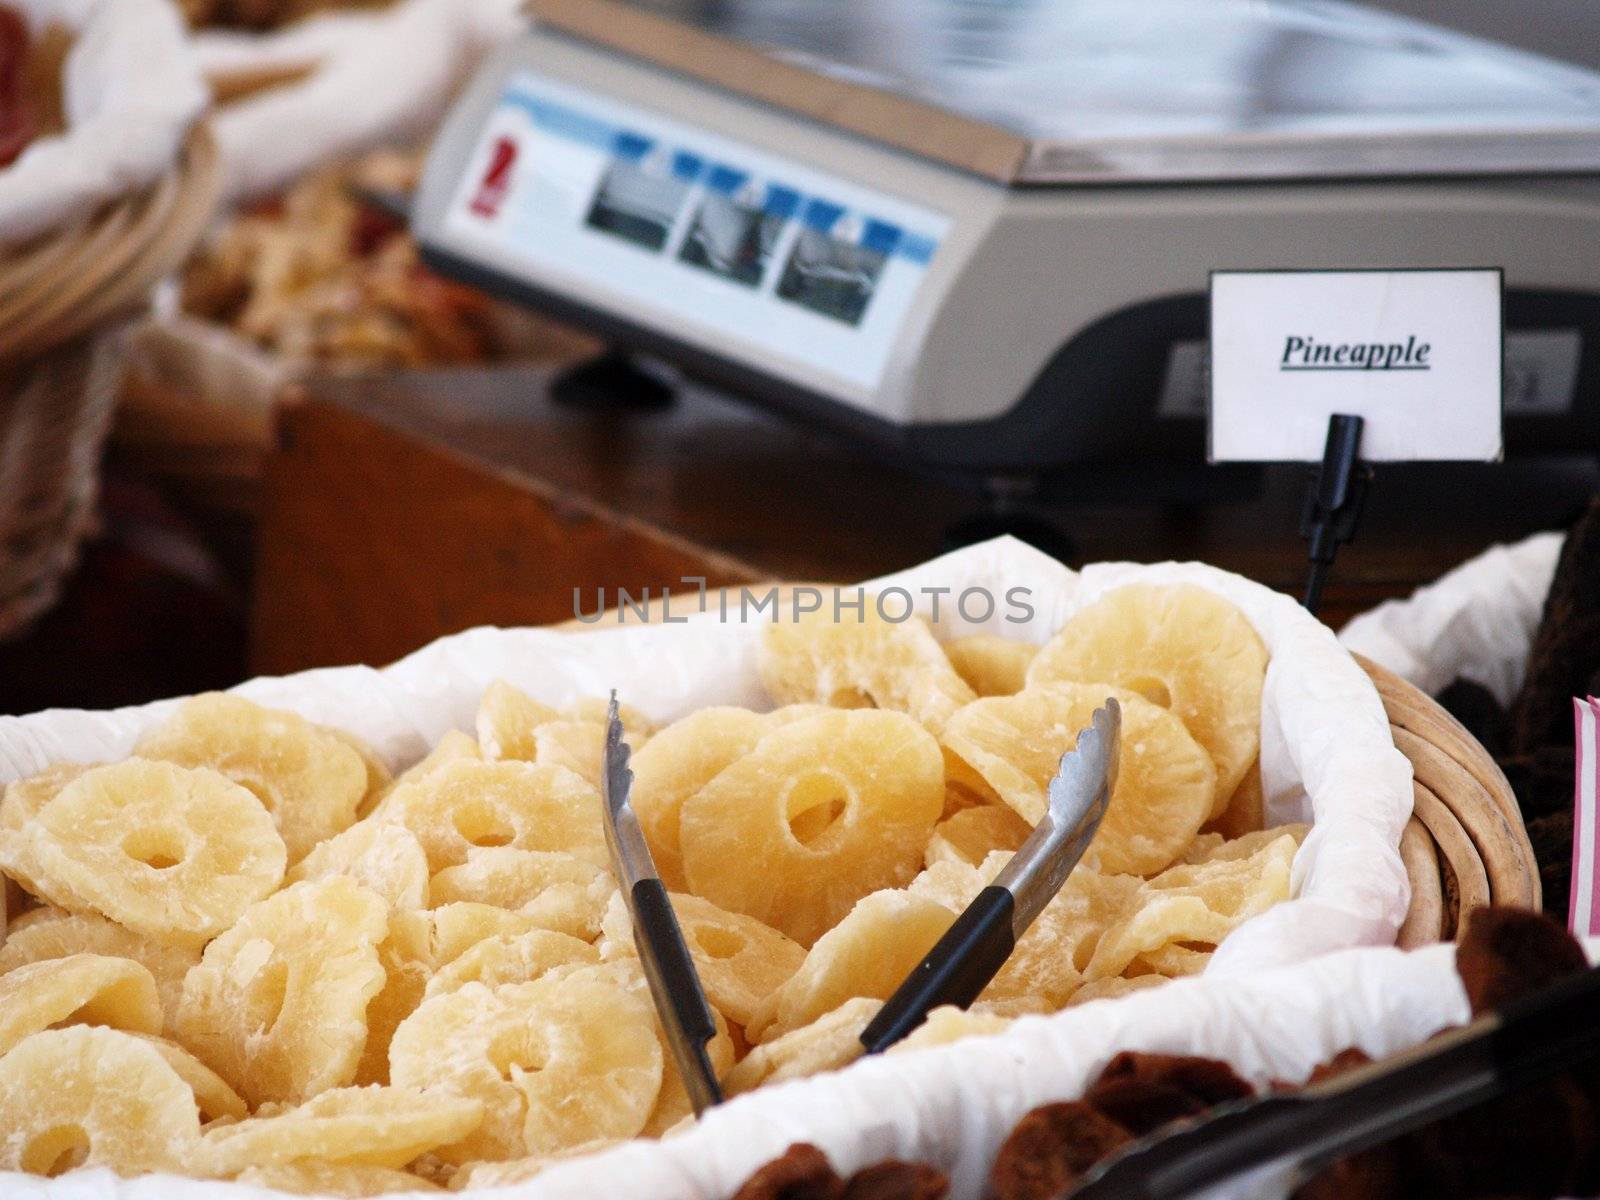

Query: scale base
[[551, 352, 677, 411]]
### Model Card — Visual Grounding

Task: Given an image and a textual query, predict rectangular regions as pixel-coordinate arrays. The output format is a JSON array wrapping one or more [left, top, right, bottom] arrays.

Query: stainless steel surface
[[992, 697, 1120, 938], [604, 0, 1600, 181], [601, 692, 657, 886]]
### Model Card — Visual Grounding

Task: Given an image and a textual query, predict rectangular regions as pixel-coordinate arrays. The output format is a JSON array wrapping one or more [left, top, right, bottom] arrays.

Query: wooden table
[[252, 366, 1598, 675]]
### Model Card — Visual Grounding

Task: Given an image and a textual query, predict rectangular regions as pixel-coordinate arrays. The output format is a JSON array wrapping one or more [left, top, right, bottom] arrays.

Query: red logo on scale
[[470, 136, 518, 218]]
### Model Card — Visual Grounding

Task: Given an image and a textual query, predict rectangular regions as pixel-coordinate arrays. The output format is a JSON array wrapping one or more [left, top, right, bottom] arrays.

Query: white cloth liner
[[1339, 531, 1562, 706], [0, 536, 1416, 1197], [0, 0, 208, 245], [195, 0, 522, 203]]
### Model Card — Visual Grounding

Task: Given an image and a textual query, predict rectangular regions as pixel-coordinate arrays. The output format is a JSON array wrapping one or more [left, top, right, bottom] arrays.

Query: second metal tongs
[[860, 697, 1121, 1053]]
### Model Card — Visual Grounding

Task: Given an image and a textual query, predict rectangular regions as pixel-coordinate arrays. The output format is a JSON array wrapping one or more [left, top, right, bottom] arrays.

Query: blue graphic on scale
[[501, 85, 941, 326]]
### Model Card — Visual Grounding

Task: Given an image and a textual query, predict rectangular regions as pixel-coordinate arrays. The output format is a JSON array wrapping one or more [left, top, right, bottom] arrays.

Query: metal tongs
[[1064, 962, 1600, 1200], [601, 693, 724, 1114], [860, 697, 1122, 1053]]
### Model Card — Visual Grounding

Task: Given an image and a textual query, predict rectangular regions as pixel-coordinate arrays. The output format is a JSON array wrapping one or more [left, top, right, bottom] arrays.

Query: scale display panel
[[440, 72, 950, 395]]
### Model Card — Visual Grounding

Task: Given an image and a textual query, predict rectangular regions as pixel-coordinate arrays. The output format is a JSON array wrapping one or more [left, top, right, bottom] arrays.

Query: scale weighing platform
[[414, 0, 1600, 477]]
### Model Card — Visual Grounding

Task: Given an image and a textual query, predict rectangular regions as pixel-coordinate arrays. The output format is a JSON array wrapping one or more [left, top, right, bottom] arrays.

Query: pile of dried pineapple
[[0, 582, 1303, 1194]]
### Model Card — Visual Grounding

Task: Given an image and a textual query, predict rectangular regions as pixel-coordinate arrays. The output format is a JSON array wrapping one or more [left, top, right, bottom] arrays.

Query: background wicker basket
[[0, 124, 220, 639], [1357, 655, 1542, 946]]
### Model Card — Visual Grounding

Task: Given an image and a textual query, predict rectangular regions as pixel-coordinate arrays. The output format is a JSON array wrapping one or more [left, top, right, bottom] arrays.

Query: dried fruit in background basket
[[1028, 583, 1266, 812], [136, 692, 370, 864], [942, 684, 1216, 875], [1510, 497, 1600, 753], [0, 759, 287, 945], [0, 1027, 203, 1177], [180, 151, 594, 370], [678, 709, 944, 946], [179, 0, 394, 31], [0, 6, 35, 168], [175, 877, 388, 1106]]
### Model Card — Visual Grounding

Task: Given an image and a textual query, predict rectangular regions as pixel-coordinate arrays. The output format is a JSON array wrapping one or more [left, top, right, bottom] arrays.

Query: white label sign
[[1209, 269, 1504, 462]]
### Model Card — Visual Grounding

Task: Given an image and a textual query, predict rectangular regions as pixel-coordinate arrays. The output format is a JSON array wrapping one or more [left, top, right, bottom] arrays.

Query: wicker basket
[[1357, 655, 1541, 946], [0, 124, 219, 638]]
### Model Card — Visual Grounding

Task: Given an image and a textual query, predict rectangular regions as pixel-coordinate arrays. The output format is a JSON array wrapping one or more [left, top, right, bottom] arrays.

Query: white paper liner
[[0, 537, 1416, 1197], [1339, 531, 1562, 707], [0, 0, 208, 245], [197, 0, 523, 203]]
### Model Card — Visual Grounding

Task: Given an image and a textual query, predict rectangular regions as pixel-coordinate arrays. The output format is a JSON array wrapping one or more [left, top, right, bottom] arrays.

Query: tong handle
[[631, 878, 723, 1111], [860, 885, 1016, 1054]]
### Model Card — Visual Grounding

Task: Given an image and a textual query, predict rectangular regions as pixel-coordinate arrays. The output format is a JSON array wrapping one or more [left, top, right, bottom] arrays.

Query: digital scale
[[414, 0, 1600, 477]]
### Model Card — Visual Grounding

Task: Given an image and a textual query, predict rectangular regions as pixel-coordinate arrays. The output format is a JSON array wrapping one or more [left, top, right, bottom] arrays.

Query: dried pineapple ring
[[529, 720, 606, 790], [750, 889, 955, 1044], [235, 1162, 442, 1195], [630, 707, 771, 891], [925, 805, 1032, 868], [1064, 975, 1167, 1007], [1135, 944, 1212, 978], [0, 908, 198, 1035], [1083, 831, 1299, 981], [945, 635, 1038, 698], [390, 970, 662, 1163], [942, 684, 1216, 875], [328, 729, 394, 820], [428, 847, 614, 940], [388, 759, 606, 873], [724, 997, 881, 1096], [1, 760, 286, 947], [886, 1004, 1012, 1054], [175, 877, 388, 1107], [0, 762, 90, 832], [429, 903, 560, 967], [476, 681, 560, 762], [203, 1085, 484, 1173], [759, 603, 975, 735], [355, 910, 436, 1088], [286, 820, 430, 910], [563, 696, 655, 741], [135, 693, 370, 863], [0, 1027, 202, 1177], [127, 1033, 249, 1123], [364, 731, 483, 825], [670, 893, 805, 1028], [0, 955, 162, 1056], [679, 710, 943, 946], [1026, 583, 1267, 813], [424, 929, 598, 999]]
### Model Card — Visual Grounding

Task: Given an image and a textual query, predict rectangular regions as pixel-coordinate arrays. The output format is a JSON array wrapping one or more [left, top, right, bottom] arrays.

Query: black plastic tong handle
[[859, 885, 1016, 1054], [631, 877, 723, 1112]]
